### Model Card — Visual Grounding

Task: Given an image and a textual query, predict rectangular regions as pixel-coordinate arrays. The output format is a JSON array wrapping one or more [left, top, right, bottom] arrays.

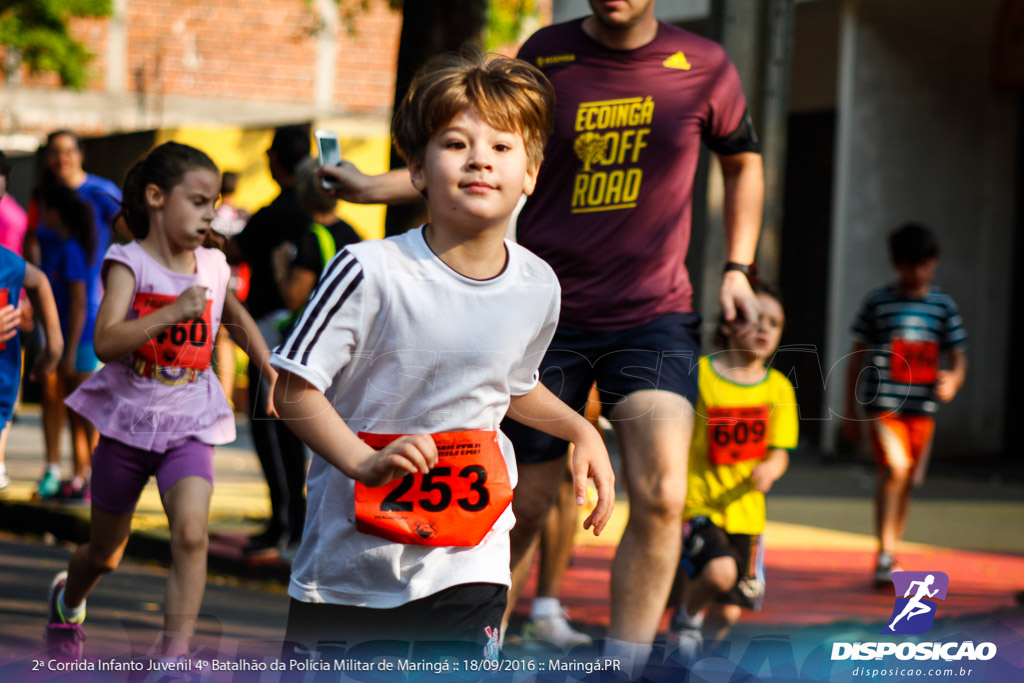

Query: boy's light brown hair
[[392, 46, 555, 169]]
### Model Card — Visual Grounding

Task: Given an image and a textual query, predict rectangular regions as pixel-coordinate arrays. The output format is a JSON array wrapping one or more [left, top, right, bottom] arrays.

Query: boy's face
[[730, 293, 785, 362], [894, 257, 938, 293], [409, 108, 538, 234]]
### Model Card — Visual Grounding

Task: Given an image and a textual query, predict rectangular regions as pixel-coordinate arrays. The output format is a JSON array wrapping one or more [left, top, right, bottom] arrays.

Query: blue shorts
[[0, 348, 20, 424], [502, 312, 701, 464]]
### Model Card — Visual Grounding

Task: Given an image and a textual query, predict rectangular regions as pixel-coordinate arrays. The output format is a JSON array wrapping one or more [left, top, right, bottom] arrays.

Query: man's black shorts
[[502, 312, 701, 464], [681, 516, 765, 609], [283, 582, 506, 659]]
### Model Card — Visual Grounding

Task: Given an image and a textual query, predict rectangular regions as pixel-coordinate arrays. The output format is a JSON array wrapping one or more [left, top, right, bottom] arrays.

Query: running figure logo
[[882, 571, 949, 634]]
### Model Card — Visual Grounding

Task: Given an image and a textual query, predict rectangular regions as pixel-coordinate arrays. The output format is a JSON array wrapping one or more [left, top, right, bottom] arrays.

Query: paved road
[[0, 532, 290, 679], [2, 407, 1023, 681]]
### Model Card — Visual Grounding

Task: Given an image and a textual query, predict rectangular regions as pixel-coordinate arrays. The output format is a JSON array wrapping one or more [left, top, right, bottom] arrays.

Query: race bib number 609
[[706, 405, 770, 465], [354, 431, 513, 547]]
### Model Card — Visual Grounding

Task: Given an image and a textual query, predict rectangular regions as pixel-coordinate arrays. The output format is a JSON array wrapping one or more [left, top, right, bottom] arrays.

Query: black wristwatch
[[723, 261, 758, 286]]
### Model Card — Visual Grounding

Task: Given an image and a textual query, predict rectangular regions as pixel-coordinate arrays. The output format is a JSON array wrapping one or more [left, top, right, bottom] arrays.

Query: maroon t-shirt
[[517, 20, 750, 330]]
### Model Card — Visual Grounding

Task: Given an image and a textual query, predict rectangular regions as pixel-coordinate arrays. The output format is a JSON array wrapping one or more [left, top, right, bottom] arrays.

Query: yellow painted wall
[[154, 123, 392, 240]]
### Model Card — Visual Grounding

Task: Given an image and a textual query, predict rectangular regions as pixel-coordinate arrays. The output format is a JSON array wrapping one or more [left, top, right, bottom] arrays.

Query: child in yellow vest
[[671, 282, 797, 659]]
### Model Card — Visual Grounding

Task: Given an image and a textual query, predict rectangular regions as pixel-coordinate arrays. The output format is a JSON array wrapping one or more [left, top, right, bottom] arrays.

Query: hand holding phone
[[315, 130, 342, 191]]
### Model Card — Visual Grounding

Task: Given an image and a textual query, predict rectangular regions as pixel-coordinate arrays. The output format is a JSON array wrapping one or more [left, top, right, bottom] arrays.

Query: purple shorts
[[90, 435, 214, 515]]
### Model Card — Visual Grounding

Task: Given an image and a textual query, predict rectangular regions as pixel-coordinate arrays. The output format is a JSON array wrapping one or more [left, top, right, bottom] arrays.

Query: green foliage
[[0, 0, 112, 89], [484, 0, 537, 51], [324, 0, 403, 34], [324, 0, 536, 47]]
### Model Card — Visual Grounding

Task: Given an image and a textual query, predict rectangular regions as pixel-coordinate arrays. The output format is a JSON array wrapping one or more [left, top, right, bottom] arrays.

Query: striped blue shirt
[[851, 286, 967, 415]]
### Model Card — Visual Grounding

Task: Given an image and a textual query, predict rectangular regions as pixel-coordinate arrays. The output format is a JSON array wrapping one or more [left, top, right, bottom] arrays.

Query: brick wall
[[7, 0, 401, 116], [15, 15, 109, 90], [334, 7, 403, 112]]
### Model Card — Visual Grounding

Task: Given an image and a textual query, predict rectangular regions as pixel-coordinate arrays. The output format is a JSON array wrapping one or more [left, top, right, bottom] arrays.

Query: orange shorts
[[868, 413, 935, 470]]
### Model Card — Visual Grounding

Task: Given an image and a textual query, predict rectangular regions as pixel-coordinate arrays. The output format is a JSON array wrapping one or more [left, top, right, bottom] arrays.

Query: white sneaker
[[669, 627, 703, 664], [522, 610, 592, 648], [874, 552, 903, 587]]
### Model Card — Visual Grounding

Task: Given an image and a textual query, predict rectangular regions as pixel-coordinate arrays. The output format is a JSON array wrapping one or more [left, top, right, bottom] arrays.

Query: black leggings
[[283, 583, 507, 656]]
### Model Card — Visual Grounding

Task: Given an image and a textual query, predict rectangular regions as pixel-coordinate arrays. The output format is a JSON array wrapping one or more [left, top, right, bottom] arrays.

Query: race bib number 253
[[354, 431, 513, 547]]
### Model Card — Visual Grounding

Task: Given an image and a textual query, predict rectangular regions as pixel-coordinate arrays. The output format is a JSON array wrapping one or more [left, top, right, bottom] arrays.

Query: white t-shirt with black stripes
[[271, 226, 561, 608]]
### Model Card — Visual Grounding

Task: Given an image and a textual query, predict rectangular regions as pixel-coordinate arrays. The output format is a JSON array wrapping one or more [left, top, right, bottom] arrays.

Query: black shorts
[[502, 312, 701, 464], [283, 582, 506, 659], [681, 516, 765, 609]]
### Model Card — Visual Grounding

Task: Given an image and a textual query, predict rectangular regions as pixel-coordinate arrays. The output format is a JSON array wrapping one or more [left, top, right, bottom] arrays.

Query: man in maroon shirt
[[321, 0, 763, 671]]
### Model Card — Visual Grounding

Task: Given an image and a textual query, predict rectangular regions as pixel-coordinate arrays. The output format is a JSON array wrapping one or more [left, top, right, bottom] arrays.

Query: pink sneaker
[[46, 571, 85, 659], [55, 479, 91, 506]]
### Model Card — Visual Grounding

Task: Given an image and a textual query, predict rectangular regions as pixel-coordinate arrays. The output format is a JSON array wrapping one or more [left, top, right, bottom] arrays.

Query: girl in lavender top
[[45, 142, 278, 660]]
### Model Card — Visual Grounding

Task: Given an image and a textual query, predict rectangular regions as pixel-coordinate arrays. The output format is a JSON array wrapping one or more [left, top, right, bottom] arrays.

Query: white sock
[[531, 597, 562, 620], [58, 587, 85, 624], [603, 638, 652, 680], [679, 607, 704, 630], [47, 464, 61, 477], [0, 463, 7, 476]]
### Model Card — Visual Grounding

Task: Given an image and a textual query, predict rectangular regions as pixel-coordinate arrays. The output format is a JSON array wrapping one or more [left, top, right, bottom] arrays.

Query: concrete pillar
[[758, 0, 795, 284], [315, 0, 339, 110], [821, 0, 860, 450], [822, 0, 1018, 456], [106, 0, 127, 93], [699, 0, 794, 332]]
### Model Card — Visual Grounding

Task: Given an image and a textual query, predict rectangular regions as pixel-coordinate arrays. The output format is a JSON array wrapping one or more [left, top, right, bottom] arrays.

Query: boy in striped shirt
[[843, 223, 967, 585]]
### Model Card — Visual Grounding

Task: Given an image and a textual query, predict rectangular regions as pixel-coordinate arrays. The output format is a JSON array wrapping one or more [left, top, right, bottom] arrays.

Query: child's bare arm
[[221, 290, 278, 415], [751, 447, 789, 494], [273, 370, 437, 485], [0, 304, 17, 343], [507, 383, 615, 536], [93, 262, 204, 362], [318, 162, 422, 205], [23, 263, 63, 380], [936, 348, 967, 402]]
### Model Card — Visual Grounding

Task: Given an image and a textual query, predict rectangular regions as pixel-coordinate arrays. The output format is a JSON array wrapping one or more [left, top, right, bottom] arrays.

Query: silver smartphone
[[315, 129, 342, 191]]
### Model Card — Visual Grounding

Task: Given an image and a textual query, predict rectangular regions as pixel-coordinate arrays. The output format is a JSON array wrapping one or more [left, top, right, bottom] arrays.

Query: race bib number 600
[[354, 431, 513, 547], [132, 292, 213, 370]]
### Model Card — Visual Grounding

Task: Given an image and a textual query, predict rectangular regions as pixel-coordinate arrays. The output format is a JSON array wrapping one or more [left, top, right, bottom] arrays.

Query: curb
[[0, 498, 292, 583]]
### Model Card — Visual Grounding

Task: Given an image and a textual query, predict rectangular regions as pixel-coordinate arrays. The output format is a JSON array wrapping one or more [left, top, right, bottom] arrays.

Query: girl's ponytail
[[118, 159, 150, 239]]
